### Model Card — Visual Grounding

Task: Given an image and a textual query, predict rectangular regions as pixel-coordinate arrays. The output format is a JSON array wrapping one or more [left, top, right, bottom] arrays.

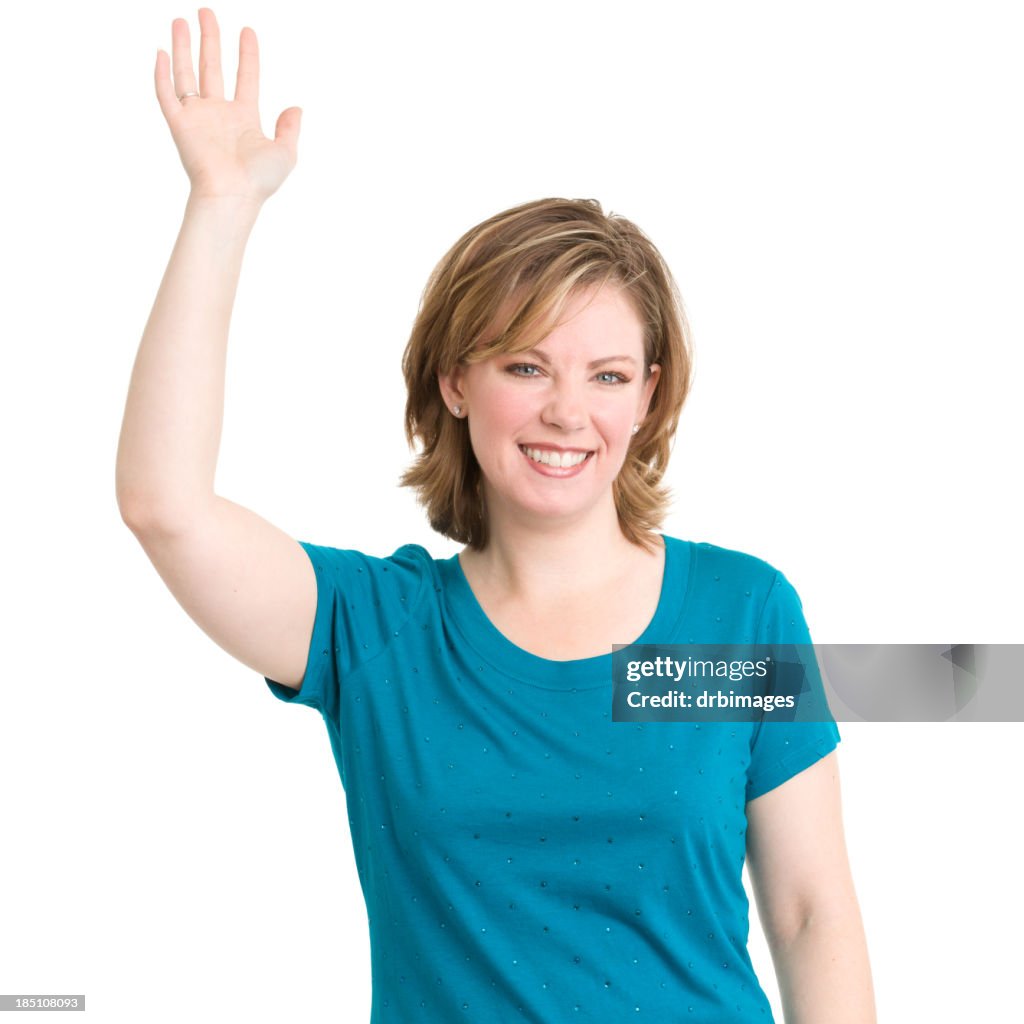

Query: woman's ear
[[638, 362, 661, 421], [437, 365, 467, 415]]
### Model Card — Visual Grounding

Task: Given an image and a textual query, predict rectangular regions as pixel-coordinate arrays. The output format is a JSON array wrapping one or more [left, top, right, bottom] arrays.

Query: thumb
[[275, 106, 302, 154]]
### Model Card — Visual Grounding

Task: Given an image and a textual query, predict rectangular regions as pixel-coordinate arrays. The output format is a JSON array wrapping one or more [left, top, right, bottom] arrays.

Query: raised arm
[[115, 9, 313, 689]]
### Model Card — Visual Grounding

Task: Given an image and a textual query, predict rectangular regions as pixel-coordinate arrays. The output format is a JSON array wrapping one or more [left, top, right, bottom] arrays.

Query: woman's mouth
[[518, 444, 594, 476]]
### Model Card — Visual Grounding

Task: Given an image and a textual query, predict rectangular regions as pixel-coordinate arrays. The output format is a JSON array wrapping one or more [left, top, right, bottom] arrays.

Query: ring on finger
[[177, 90, 200, 102]]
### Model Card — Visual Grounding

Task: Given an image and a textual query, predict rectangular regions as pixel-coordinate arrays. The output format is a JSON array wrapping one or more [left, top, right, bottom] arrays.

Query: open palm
[[154, 8, 301, 204]]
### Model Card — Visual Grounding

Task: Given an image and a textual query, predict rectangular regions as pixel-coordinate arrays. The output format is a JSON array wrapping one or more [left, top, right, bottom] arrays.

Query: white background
[[1, 1, 1021, 1021]]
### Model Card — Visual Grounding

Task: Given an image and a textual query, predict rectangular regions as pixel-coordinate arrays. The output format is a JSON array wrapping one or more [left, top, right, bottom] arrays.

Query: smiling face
[[438, 282, 661, 531]]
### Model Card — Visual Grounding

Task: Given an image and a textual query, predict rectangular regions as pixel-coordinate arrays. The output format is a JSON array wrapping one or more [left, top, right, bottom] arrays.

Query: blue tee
[[265, 534, 840, 1022]]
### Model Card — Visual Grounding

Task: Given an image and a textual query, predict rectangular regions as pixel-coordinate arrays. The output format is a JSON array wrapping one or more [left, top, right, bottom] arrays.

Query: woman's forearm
[[770, 903, 876, 1023], [115, 192, 262, 528]]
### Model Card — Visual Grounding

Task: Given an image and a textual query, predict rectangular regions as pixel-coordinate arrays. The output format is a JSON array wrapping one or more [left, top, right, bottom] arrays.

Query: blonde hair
[[399, 197, 694, 552]]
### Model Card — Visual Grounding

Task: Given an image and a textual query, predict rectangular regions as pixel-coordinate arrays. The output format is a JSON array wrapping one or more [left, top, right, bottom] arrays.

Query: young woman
[[117, 10, 876, 1021]]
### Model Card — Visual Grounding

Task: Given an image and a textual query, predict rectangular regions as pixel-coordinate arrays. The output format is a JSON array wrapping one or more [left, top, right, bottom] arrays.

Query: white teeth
[[520, 445, 590, 468]]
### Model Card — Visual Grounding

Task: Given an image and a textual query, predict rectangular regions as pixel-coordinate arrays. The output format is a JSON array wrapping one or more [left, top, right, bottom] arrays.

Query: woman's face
[[439, 282, 661, 529]]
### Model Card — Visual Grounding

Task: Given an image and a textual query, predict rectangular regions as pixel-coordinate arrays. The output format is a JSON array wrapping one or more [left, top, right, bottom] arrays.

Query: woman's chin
[[491, 486, 604, 524]]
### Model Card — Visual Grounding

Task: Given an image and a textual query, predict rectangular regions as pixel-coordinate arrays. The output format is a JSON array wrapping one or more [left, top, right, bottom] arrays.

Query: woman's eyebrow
[[518, 347, 638, 369]]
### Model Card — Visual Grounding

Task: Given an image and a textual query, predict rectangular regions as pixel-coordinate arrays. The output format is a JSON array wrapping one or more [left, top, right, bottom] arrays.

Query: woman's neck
[[459, 502, 661, 604]]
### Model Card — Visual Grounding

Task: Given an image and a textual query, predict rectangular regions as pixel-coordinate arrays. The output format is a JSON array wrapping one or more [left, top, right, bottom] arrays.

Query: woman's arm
[[114, 11, 320, 692], [116, 8, 300, 526], [745, 752, 877, 1023], [115, 191, 259, 526]]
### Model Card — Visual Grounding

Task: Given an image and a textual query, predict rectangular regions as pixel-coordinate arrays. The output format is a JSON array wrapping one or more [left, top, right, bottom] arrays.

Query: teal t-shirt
[[265, 534, 840, 1022]]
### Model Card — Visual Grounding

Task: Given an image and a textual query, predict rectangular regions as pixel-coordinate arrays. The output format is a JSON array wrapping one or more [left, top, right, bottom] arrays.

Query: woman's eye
[[507, 363, 541, 377], [506, 364, 628, 385]]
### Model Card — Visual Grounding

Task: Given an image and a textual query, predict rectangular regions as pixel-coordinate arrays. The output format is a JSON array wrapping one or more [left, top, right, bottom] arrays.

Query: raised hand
[[154, 8, 302, 206]]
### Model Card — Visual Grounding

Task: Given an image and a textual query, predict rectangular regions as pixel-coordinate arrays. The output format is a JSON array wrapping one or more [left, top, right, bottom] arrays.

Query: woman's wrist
[[180, 190, 264, 250], [184, 189, 265, 224]]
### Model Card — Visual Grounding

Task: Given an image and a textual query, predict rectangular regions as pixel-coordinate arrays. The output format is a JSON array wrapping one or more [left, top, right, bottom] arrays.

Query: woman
[[117, 10, 876, 1021]]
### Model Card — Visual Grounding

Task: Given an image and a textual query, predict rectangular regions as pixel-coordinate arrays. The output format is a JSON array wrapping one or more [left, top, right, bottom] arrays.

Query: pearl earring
[[632, 423, 640, 434], [452, 405, 462, 416]]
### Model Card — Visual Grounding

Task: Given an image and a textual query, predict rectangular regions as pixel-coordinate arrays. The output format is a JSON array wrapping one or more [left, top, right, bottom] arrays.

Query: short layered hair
[[399, 197, 694, 552]]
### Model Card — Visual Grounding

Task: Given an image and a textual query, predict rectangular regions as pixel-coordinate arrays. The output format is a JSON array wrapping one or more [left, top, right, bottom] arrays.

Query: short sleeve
[[264, 540, 430, 720], [745, 570, 841, 802]]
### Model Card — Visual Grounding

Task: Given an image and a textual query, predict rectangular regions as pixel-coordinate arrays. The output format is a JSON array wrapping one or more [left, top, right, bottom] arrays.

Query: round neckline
[[438, 534, 692, 690]]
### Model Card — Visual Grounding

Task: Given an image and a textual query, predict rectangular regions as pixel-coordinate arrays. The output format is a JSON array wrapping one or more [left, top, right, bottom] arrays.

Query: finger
[[171, 17, 199, 100], [197, 8, 225, 100], [234, 26, 259, 106], [154, 48, 182, 123], [274, 107, 303, 157]]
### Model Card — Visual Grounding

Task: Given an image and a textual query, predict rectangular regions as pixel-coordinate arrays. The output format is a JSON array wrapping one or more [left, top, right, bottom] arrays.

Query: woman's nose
[[540, 381, 588, 432]]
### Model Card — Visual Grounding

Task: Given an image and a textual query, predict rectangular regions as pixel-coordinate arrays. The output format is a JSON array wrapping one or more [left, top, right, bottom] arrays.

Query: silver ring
[[177, 90, 200, 102]]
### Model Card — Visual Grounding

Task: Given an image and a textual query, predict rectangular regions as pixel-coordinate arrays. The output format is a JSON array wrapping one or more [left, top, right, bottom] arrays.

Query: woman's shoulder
[[666, 536, 808, 636], [295, 538, 441, 599], [666, 534, 788, 590], [298, 538, 435, 569]]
